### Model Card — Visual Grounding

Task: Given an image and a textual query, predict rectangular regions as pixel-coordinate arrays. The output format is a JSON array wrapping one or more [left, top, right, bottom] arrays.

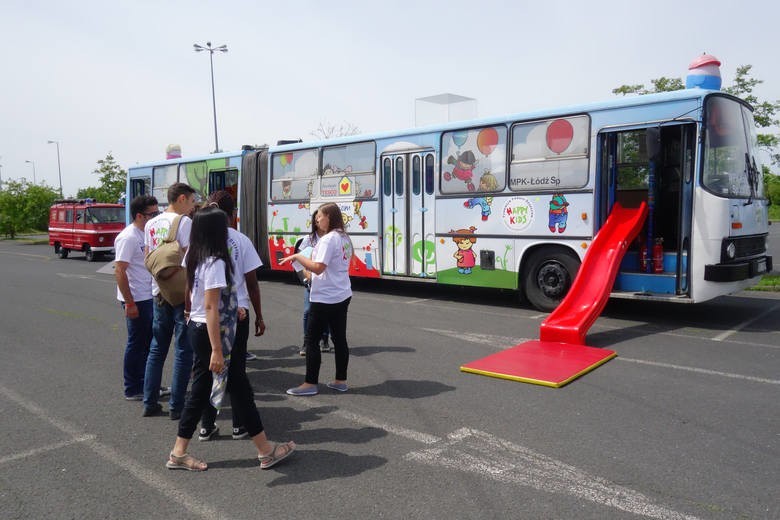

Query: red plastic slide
[[539, 202, 648, 346]]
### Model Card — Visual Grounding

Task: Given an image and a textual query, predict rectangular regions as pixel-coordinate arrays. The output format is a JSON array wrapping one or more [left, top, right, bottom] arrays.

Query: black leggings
[[178, 320, 264, 439], [305, 297, 351, 384]]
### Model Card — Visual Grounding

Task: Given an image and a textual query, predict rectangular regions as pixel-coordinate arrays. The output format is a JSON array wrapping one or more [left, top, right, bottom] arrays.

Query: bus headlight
[[726, 242, 736, 259]]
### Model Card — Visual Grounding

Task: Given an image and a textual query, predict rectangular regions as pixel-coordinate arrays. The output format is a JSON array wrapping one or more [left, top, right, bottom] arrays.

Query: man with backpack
[[142, 183, 197, 420]]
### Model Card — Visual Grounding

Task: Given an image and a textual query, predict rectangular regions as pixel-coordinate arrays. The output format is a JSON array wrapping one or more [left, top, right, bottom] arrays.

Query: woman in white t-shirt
[[280, 202, 353, 396], [166, 207, 294, 471]]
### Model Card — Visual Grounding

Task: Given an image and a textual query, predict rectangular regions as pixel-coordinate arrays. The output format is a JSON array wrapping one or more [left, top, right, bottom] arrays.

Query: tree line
[[0, 153, 125, 238]]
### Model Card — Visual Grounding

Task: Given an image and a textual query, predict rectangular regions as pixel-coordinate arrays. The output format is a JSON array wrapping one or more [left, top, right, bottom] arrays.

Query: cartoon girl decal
[[464, 171, 498, 220], [478, 171, 498, 191], [451, 226, 477, 274], [444, 150, 478, 191]]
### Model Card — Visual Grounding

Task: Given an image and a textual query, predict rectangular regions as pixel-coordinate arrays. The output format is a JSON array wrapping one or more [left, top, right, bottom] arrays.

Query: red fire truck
[[48, 199, 125, 261]]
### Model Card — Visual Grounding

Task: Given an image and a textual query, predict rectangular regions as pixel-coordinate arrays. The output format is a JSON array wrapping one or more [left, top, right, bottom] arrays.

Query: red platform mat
[[460, 340, 616, 388]]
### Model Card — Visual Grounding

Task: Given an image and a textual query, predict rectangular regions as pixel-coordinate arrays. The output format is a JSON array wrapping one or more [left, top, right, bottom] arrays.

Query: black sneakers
[[198, 425, 219, 441], [142, 403, 163, 417], [232, 427, 249, 440]]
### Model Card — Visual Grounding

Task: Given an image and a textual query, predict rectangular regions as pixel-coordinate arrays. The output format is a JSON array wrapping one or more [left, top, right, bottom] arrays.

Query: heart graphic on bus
[[339, 176, 352, 195]]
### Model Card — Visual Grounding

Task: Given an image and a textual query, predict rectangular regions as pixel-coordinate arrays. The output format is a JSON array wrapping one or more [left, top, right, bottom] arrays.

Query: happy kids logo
[[502, 197, 534, 231]]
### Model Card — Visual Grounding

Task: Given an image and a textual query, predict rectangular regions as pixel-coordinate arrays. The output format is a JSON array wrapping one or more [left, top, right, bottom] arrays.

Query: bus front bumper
[[704, 255, 773, 282]]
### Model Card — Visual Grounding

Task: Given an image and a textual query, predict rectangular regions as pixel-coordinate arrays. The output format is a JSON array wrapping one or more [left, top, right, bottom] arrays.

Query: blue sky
[[2, 0, 778, 196]]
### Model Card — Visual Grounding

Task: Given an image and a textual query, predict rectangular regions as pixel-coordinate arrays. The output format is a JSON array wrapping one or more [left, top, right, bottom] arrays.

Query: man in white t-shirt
[[141, 183, 197, 419], [115, 195, 159, 401]]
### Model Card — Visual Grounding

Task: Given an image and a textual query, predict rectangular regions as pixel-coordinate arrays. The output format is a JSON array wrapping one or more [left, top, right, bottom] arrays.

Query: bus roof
[[270, 88, 740, 153], [127, 149, 247, 171]]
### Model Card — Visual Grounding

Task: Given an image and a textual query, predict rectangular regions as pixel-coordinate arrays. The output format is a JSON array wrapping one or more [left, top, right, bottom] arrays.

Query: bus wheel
[[53, 243, 61, 255], [59, 247, 69, 259], [522, 248, 580, 312], [85, 246, 95, 262]]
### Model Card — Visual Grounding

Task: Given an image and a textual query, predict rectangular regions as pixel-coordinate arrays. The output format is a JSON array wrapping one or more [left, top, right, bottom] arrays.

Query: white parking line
[[421, 327, 531, 347], [0, 435, 96, 465], [0, 384, 233, 520], [711, 304, 780, 342], [431, 325, 780, 382], [282, 391, 699, 519], [405, 428, 701, 520], [56, 273, 115, 284], [617, 357, 780, 385]]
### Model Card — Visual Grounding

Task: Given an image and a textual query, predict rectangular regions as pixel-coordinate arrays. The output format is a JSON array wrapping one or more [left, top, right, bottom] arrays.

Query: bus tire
[[522, 248, 580, 312], [85, 246, 95, 262], [53, 243, 61, 255], [59, 247, 69, 259]]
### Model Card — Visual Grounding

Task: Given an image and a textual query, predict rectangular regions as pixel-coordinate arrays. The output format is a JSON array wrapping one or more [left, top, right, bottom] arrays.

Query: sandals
[[166, 452, 208, 471], [258, 441, 296, 469]]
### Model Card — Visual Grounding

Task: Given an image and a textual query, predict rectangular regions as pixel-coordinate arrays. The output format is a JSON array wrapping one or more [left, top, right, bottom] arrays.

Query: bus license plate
[[756, 259, 767, 274]]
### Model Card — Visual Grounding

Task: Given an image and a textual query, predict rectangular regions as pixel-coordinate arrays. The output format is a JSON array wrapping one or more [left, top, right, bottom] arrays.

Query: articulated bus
[[127, 87, 772, 311]]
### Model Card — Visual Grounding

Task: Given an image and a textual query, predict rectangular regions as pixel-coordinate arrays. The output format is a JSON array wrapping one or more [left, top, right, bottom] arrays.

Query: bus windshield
[[86, 207, 124, 223], [702, 96, 764, 198]]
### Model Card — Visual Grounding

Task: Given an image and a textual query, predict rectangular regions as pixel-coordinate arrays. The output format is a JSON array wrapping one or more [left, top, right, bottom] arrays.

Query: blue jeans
[[303, 285, 329, 344], [123, 299, 153, 397], [143, 297, 191, 412]]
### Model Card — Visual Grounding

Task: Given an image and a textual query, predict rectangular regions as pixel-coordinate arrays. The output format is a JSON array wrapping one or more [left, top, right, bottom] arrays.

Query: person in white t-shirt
[[197, 190, 266, 442], [115, 195, 159, 401], [280, 202, 353, 396], [141, 183, 197, 419], [166, 206, 294, 471], [295, 208, 331, 357]]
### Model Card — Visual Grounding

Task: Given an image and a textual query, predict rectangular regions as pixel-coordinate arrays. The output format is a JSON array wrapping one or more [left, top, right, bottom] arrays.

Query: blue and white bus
[[127, 85, 772, 311]]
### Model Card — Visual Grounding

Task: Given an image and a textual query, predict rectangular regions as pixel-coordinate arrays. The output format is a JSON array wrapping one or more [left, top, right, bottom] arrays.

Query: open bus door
[[598, 123, 695, 296]]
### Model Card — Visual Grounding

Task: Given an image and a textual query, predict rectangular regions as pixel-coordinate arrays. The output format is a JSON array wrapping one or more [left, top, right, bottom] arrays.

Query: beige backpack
[[144, 214, 187, 306]]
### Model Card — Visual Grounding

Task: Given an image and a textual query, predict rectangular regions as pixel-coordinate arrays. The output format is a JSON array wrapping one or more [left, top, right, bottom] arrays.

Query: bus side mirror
[[646, 127, 661, 161]]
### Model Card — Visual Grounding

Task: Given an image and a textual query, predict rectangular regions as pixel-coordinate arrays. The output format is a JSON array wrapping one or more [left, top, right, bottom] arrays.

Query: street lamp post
[[193, 41, 228, 154], [47, 140, 63, 197], [25, 160, 36, 184]]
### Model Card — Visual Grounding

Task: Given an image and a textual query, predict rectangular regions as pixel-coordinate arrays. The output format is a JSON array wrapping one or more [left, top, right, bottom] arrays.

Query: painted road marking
[[0, 384, 233, 520], [711, 303, 780, 342], [405, 428, 701, 520], [432, 325, 780, 383], [0, 251, 51, 260], [56, 272, 115, 284], [0, 435, 96, 465], [283, 391, 699, 519], [617, 357, 780, 385], [421, 327, 531, 347]]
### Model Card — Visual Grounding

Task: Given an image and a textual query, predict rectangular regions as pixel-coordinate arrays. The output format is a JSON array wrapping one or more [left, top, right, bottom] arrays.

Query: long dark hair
[[186, 206, 233, 288], [317, 202, 353, 259]]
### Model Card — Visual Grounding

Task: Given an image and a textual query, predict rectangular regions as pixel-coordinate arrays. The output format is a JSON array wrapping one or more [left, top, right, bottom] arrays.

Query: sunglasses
[[142, 210, 161, 218]]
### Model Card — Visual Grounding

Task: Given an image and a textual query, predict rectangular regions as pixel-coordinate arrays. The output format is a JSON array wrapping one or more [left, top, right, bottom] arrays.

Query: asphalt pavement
[[0, 240, 778, 520]]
